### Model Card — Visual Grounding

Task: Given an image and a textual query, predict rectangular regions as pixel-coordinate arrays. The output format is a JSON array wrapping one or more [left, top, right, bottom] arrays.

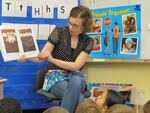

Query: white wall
[[80, 0, 150, 59]]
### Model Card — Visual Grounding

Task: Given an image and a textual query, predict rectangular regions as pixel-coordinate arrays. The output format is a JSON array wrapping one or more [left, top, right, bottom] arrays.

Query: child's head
[[114, 22, 118, 27], [93, 37, 100, 45], [75, 99, 102, 113], [125, 38, 134, 49], [0, 97, 22, 113], [143, 100, 150, 113], [106, 104, 134, 113], [43, 106, 69, 113], [96, 90, 123, 112]]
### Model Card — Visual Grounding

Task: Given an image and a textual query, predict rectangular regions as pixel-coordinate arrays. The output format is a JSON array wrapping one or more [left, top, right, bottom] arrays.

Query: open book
[[0, 25, 39, 62]]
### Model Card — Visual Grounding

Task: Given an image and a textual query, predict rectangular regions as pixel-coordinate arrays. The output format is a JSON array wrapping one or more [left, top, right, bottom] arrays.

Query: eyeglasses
[[68, 21, 82, 29]]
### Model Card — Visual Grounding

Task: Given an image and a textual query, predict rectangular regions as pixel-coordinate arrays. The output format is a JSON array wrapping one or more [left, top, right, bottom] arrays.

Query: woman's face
[[96, 91, 107, 111], [68, 17, 83, 37]]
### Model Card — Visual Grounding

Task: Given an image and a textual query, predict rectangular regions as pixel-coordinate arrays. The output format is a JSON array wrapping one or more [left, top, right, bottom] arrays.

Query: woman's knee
[[50, 81, 68, 98], [69, 76, 85, 89]]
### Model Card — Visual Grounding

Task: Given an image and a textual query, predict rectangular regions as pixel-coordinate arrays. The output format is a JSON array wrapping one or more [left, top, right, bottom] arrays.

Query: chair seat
[[37, 89, 60, 102], [35, 67, 91, 103], [37, 89, 91, 102]]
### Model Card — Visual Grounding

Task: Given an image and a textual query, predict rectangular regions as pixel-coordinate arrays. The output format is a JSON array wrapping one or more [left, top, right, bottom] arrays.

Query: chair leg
[[58, 101, 61, 106]]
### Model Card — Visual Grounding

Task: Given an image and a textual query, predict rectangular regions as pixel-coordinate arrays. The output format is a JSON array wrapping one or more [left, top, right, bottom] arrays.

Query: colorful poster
[[88, 4, 141, 58]]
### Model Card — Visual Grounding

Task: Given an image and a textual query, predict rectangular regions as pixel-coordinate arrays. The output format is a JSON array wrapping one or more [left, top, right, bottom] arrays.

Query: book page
[[0, 25, 39, 62]]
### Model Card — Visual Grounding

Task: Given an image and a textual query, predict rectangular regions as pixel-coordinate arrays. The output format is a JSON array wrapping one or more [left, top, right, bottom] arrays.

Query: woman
[[18, 5, 93, 113]]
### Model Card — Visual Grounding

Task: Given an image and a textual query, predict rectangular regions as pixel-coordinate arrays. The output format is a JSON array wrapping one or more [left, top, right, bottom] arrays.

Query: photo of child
[[122, 13, 137, 35], [91, 36, 101, 52], [91, 18, 102, 33], [121, 37, 137, 54]]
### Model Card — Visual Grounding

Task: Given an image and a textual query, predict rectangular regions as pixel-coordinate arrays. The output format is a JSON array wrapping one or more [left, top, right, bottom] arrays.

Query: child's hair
[[106, 104, 134, 113], [143, 100, 150, 113], [93, 37, 99, 44], [43, 106, 69, 113], [75, 99, 102, 113], [114, 22, 118, 25], [0, 97, 22, 113], [105, 90, 123, 109]]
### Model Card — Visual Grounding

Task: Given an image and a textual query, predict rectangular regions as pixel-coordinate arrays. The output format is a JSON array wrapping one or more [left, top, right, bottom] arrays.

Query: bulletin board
[[88, 4, 141, 59], [0, 0, 79, 41], [81, 0, 150, 62], [0, 0, 79, 25], [1, 0, 150, 61]]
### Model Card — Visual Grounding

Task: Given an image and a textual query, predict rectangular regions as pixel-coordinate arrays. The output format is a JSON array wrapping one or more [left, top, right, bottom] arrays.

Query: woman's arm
[[18, 42, 54, 63], [17, 55, 43, 63], [46, 51, 89, 71]]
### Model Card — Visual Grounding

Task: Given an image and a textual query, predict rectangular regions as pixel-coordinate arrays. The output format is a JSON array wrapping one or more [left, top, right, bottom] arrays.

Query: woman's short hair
[[75, 99, 102, 113], [143, 100, 150, 113], [106, 104, 134, 113], [105, 90, 123, 109], [43, 106, 69, 113], [69, 5, 93, 33], [0, 97, 22, 113]]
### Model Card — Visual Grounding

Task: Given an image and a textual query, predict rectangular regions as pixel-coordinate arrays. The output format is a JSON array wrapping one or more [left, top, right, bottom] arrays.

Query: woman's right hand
[[17, 55, 27, 62]]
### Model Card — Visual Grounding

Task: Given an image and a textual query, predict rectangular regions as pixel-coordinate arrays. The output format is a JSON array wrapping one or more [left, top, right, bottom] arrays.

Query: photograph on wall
[[122, 13, 137, 35], [88, 34, 102, 58], [0, 25, 39, 62], [120, 37, 138, 55], [90, 18, 102, 34], [88, 4, 141, 58], [91, 35, 102, 52]]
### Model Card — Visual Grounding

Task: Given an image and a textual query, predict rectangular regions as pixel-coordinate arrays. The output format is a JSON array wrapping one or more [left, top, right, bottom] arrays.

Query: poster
[[88, 4, 141, 58], [0, 25, 39, 62]]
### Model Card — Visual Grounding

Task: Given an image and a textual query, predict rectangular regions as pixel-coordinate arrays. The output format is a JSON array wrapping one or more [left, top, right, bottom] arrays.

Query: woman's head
[[68, 5, 92, 36], [96, 90, 123, 112]]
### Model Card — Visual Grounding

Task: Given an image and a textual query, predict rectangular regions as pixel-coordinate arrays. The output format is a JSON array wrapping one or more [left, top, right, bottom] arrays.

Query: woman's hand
[[38, 51, 53, 61], [17, 55, 27, 62]]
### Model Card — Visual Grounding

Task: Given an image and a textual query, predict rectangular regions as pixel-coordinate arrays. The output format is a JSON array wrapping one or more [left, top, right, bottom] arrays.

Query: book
[[0, 25, 39, 62]]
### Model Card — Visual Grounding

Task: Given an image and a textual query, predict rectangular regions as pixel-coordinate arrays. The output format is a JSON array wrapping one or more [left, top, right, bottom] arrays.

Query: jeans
[[50, 76, 87, 113], [113, 38, 119, 54]]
